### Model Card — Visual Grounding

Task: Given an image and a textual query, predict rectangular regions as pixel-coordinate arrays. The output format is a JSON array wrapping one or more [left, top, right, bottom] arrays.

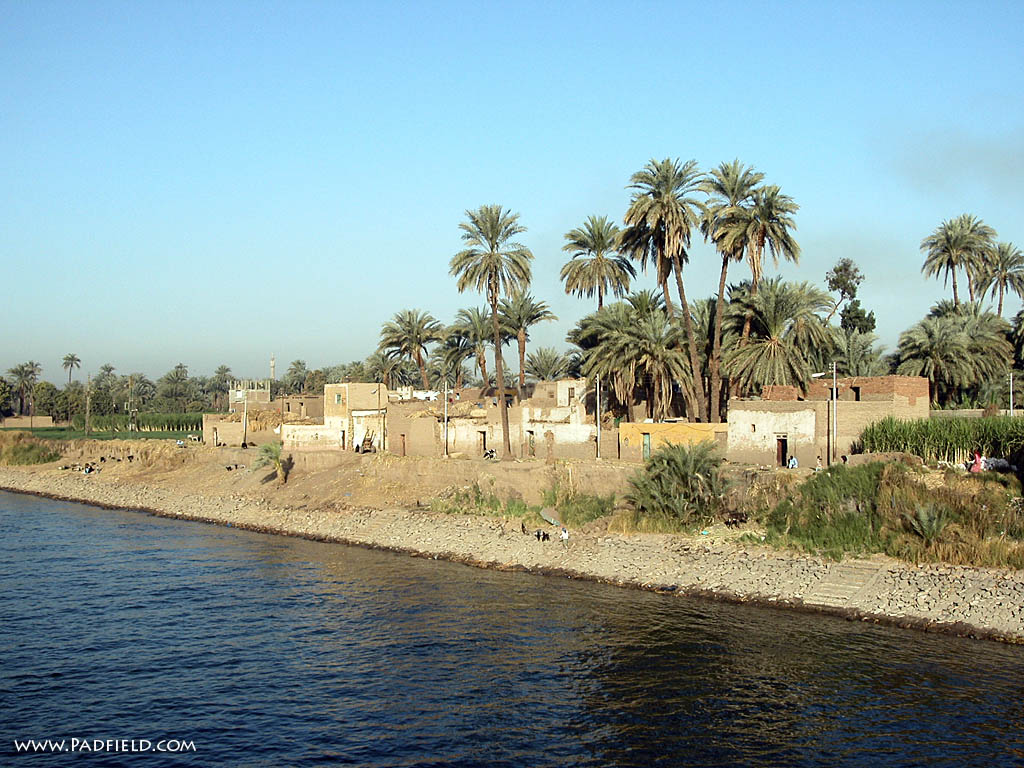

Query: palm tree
[[62, 353, 81, 386], [449, 204, 533, 458], [977, 242, 1024, 317], [620, 158, 707, 421], [896, 316, 976, 405], [582, 306, 690, 421], [7, 362, 41, 415], [210, 365, 232, 411], [560, 215, 634, 310], [365, 351, 404, 389], [921, 214, 996, 307], [378, 309, 444, 389], [285, 360, 308, 394], [499, 290, 556, 398], [701, 160, 763, 421], [737, 185, 800, 343], [254, 441, 289, 484], [453, 307, 494, 385], [525, 347, 570, 381], [439, 330, 474, 388], [724, 279, 831, 395], [833, 330, 888, 377]]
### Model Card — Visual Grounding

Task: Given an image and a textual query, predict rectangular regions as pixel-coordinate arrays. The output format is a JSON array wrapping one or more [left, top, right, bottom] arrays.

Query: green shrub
[[625, 441, 727, 528]]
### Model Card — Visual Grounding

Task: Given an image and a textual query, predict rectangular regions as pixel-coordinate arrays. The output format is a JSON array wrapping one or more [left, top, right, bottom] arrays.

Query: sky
[[2, 0, 1023, 383]]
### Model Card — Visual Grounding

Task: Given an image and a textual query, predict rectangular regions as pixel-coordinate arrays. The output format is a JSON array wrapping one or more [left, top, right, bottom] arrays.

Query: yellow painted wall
[[618, 422, 728, 461]]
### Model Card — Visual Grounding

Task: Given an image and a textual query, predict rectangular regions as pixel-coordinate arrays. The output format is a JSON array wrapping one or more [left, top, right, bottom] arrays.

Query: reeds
[[860, 416, 1024, 464]]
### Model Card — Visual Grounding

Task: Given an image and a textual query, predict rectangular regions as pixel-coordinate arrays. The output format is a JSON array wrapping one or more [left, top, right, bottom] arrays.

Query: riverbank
[[1, 447, 1023, 644]]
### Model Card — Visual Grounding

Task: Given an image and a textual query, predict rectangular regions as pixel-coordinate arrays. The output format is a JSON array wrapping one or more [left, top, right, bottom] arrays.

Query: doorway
[[399, 433, 406, 457], [776, 435, 788, 467], [527, 430, 536, 457], [478, 431, 487, 455], [642, 433, 652, 461]]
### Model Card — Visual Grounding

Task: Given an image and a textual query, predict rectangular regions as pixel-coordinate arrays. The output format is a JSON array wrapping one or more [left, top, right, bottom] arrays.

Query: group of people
[[520, 521, 570, 545]]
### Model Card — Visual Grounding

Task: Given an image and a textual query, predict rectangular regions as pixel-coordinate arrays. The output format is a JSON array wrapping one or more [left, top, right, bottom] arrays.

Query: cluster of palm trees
[[1, 358, 238, 419], [921, 214, 1023, 316], [7, 161, 1021, 451], [363, 158, 1023, 458]]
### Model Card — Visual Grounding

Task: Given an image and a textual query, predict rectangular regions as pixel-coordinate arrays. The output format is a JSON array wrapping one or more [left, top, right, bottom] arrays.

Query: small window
[[851, 386, 862, 401], [335, 394, 342, 404], [568, 387, 575, 400], [751, 424, 756, 433]]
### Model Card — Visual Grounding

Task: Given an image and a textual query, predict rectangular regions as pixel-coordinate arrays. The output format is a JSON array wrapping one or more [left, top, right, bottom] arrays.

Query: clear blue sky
[[3, 0, 1022, 382]]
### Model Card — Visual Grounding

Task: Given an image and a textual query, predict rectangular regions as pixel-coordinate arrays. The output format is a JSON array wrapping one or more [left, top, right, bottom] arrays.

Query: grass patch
[[542, 482, 615, 527], [0, 433, 62, 465], [760, 461, 1024, 566]]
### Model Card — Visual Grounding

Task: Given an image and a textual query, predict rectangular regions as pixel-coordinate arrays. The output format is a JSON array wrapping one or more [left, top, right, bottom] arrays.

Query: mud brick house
[[726, 375, 930, 467]]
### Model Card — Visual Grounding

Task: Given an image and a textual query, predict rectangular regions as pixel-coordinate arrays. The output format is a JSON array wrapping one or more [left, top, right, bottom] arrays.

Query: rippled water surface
[[2, 491, 1024, 767]]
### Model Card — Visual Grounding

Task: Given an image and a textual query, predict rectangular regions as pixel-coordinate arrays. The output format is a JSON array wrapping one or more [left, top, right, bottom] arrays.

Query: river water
[[2, 491, 1023, 767]]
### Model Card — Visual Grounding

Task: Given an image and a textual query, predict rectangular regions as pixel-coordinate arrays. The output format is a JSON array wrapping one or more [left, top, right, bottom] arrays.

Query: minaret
[[270, 355, 276, 381]]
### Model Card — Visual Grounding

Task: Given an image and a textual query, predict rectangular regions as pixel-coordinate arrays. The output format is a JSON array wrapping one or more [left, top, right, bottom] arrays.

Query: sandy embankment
[[1, 441, 1023, 644]]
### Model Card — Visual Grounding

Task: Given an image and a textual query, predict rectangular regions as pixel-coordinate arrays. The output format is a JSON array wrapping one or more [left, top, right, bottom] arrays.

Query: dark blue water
[[1, 491, 1023, 767]]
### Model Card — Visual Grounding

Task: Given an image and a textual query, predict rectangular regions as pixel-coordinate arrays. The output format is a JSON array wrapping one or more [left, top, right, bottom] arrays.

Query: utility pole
[[443, 379, 449, 457], [832, 361, 838, 463], [241, 395, 248, 447], [595, 374, 601, 460], [85, 374, 91, 437], [1010, 371, 1015, 417]]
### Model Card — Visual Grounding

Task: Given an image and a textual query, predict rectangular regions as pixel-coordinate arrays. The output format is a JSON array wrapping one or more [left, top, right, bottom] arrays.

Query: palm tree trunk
[[660, 275, 675, 316], [416, 351, 429, 390], [952, 269, 960, 307], [672, 255, 707, 422], [490, 290, 512, 459], [998, 285, 1005, 317], [518, 329, 526, 400], [967, 270, 975, 303], [597, 285, 603, 311], [709, 253, 729, 423]]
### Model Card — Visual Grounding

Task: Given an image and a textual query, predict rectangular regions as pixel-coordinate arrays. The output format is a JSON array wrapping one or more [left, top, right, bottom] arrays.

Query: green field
[[0, 427, 196, 441]]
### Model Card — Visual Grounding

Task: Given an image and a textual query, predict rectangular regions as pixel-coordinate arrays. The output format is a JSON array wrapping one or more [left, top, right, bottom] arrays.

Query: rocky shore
[[2, 460, 1023, 645]]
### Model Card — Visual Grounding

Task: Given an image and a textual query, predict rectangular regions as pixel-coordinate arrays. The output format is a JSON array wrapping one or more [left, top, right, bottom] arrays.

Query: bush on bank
[[763, 461, 1024, 567], [0, 432, 62, 465], [624, 441, 728, 531]]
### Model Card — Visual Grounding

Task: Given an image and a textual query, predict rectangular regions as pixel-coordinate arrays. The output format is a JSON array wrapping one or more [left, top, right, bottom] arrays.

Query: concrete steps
[[805, 562, 885, 608]]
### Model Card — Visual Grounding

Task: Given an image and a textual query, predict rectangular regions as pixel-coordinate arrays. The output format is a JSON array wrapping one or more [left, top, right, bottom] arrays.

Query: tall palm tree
[[724, 279, 830, 395], [499, 290, 556, 398], [977, 241, 1024, 316], [62, 353, 81, 386], [378, 309, 444, 389], [450, 204, 533, 458], [453, 307, 494, 385], [560, 215, 634, 310], [921, 214, 996, 308], [620, 158, 707, 421], [737, 185, 800, 343], [701, 159, 763, 421]]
